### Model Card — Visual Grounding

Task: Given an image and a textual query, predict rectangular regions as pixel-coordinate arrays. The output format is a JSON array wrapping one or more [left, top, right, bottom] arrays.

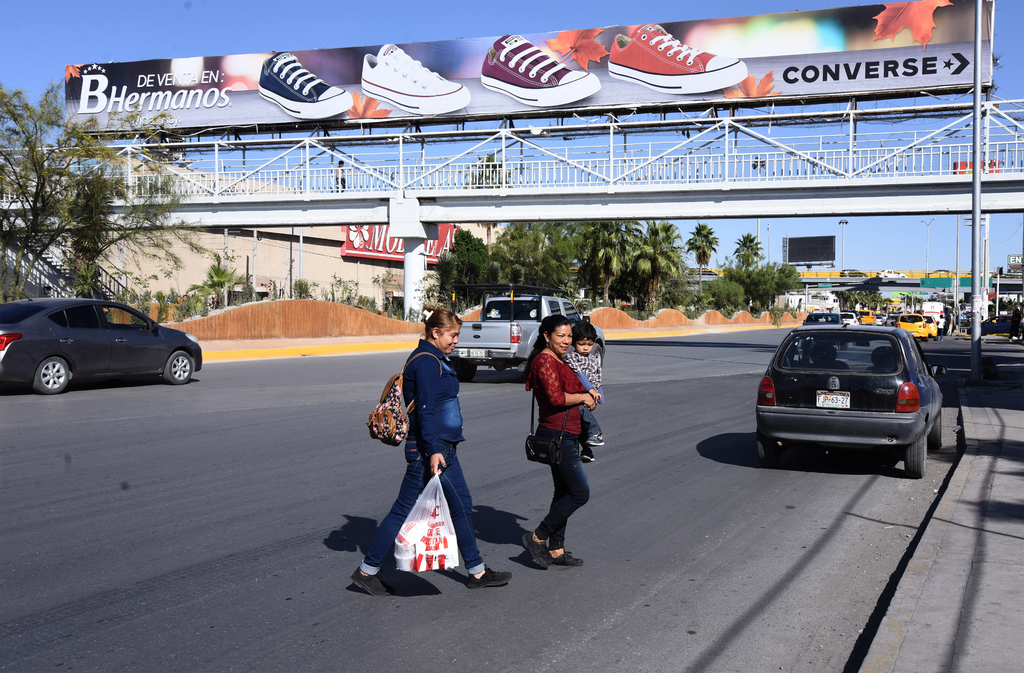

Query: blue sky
[[1, 0, 1021, 274]]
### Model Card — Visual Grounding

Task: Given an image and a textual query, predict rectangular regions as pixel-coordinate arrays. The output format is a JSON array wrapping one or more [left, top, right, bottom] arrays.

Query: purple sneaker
[[481, 35, 600, 107]]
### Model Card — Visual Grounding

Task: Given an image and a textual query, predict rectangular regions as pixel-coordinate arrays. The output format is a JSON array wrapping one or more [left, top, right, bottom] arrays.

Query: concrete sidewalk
[[198, 321, 791, 362], [860, 341, 1024, 673]]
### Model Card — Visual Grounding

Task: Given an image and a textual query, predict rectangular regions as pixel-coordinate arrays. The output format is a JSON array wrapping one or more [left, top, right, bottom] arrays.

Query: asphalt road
[[0, 329, 965, 673]]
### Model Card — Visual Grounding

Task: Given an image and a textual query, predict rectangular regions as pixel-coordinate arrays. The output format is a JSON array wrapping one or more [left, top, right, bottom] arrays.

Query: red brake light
[[896, 382, 920, 413], [0, 333, 23, 350], [510, 322, 522, 344], [757, 376, 776, 406]]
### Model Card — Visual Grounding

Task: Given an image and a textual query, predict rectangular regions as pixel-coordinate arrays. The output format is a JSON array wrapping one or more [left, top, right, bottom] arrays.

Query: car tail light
[[896, 382, 920, 413], [757, 376, 776, 406], [510, 322, 522, 344], [0, 333, 23, 350]]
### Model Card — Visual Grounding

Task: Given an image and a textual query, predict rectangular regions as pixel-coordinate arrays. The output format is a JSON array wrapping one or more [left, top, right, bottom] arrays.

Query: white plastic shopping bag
[[393, 474, 459, 572]]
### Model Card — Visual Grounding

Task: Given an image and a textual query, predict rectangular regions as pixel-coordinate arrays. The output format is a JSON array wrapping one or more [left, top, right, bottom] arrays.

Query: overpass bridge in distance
[[114, 99, 1024, 228]]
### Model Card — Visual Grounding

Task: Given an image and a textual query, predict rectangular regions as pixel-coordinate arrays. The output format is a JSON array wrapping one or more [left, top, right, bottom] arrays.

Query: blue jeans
[[534, 427, 590, 550], [580, 406, 602, 443], [360, 441, 484, 576]]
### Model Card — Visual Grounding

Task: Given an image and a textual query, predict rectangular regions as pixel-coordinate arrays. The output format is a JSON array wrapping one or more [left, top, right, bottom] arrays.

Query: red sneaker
[[609, 25, 746, 94]]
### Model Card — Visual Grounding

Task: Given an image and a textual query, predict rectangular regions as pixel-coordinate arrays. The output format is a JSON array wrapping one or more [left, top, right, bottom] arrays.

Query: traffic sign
[[817, 282, 832, 288]]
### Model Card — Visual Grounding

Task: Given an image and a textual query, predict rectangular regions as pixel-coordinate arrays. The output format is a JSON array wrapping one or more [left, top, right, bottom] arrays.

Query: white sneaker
[[361, 45, 471, 116]]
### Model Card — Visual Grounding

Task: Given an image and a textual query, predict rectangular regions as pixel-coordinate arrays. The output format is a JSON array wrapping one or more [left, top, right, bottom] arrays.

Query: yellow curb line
[[204, 341, 418, 362], [606, 323, 797, 340], [203, 323, 800, 362]]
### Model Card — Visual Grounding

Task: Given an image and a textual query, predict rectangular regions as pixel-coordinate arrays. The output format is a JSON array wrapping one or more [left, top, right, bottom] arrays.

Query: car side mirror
[[150, 321, 159, 333], [931, 365, 947, 377]]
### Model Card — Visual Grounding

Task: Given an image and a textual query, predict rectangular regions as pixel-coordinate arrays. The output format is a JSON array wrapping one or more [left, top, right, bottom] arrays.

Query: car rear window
[[901, 315, 923, 323], [778, 333, 901, 373], [805, 314, 839, 324], [482, 299, 540, 321], [0, 303, 46, 325]]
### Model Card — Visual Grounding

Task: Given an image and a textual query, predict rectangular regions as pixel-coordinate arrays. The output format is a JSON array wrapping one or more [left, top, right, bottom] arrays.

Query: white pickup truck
[[448, 284, 605, 382]]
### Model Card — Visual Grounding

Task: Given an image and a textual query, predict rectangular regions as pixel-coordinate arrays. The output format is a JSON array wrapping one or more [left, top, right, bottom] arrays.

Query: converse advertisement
[[65, 0, 993, 132]]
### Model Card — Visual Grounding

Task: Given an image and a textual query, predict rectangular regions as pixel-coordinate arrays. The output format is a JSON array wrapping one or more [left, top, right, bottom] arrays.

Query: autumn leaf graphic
[[546, 29, 608, 71], [723, 71, 781, 99], [873, 0, 952, 50], [65, 64, 81, 82], [347, 92, 392, 119]]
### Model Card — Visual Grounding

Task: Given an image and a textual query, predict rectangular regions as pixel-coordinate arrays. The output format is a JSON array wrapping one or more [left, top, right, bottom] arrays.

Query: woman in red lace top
[[521, 315, 598, 568]]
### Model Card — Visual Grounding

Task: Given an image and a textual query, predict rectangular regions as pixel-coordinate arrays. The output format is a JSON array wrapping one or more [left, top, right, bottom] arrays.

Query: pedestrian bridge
[[114, 99, 1024, 228]]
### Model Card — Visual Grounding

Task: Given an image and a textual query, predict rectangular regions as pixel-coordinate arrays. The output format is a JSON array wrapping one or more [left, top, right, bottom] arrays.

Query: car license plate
[[816, 391, 850, 409], [470, 349, 485, 359]]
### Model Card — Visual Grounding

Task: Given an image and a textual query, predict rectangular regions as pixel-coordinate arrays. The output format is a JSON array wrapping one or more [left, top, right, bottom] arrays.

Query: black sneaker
[[259, 52, 353, 120], [467, 566, 512, 589], [580, 446, 596, 463], [350, 568, 395, 596], [548, 550, 584, 567], [522, 532, 551, 568]]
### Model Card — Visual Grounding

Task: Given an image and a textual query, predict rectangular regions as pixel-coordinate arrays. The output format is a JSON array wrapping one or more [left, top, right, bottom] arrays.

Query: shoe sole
[[350, 570, 393, 597], [361, 79, 471, 116], [259, 87, 353, 120], [607, 60, 747, 94], [481, 74, 600, 108], [522, 532, 551, 568], [467, 577, 511, 589]]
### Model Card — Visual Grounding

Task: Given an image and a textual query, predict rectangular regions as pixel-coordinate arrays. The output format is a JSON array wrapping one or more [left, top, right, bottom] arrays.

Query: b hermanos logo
[[77, 65, 232, 115], [781, 53, 970, 86]]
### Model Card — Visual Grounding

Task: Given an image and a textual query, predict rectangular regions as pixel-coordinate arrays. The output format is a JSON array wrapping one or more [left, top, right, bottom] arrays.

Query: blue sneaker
[[259, 52, 353, 120]]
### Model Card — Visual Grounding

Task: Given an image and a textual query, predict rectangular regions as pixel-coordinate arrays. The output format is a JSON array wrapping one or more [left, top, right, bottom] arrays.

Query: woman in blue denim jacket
[[351, 306, 512, 595]]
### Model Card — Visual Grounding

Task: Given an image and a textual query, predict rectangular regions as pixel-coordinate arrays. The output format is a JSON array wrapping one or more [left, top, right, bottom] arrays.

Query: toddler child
[[563, 320, 604, 463]]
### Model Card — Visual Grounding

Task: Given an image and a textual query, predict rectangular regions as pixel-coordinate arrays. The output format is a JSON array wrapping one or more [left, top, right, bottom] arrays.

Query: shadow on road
[[696, 432, 909, 478], [473, 505, 529, 545], [323, 515, 377, 555]]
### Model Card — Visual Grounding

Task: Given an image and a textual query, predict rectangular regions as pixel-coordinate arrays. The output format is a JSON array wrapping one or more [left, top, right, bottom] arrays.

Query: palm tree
[[734, 233, 762, 269], [632, 221, 684, 310], [686, 223, 719, 293], [188, 257, 243, 309], [579, 221, 641, 305]]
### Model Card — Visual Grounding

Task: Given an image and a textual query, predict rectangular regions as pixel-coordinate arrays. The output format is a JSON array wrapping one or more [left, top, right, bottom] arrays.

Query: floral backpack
[[367, 352, 441, 446]]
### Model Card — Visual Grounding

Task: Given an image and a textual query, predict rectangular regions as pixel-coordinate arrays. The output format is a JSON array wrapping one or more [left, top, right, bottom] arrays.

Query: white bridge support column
[[389, 196, 430, 319], [403, 238, 426, 320]]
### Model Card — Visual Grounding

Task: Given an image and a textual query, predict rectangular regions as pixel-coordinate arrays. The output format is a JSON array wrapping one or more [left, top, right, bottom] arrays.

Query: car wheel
[[453, 360, 476, 383], [33, 356, 70, 395], [592, 344, 605, 371], [904, 433, 927, 479], [163, 351, 194, 385], [756, 431, 781, 469], [927, 408, 942, 451]]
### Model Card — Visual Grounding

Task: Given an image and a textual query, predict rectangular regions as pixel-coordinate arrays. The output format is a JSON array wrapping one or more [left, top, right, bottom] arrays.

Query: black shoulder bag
[[525, 395, 569, 465]]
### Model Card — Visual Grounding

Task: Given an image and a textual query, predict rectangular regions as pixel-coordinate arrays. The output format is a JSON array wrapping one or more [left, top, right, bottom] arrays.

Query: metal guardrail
[[113, 100, 1023, 202]]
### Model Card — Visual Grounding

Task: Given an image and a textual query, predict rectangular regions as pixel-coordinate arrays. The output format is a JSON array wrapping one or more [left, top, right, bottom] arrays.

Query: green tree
[[722, 263, 802, 313], [490, 222, 577, 289], [452, 228, 488, 284], [685, 223, 719, 294], [1, 83, 199, 301], [632, 221, 685, 310], [734, 233, 763, 269], [577, 220, 641, 305], [187, 257, 243, 309], [704, 279, 746, 313]]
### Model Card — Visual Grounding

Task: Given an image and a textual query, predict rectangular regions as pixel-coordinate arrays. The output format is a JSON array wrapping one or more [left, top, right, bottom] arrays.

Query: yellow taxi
[[857, 310, 877, 325], [898, 313, 930, 339], [922, 315, 938, 340]]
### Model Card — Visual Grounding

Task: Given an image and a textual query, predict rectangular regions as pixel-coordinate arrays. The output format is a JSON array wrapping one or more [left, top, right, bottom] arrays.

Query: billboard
[[784, 236, 836, 265], [64, 0, 993, 133], [341, 223, 456, 263]]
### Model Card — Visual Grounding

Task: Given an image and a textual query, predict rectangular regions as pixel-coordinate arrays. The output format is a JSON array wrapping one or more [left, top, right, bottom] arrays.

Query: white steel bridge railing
[[116, 101, 1023, 201]]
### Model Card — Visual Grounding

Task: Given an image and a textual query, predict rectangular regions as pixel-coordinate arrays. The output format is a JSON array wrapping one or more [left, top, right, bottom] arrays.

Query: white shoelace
[[648, 33, 702, 65], [382, 47, 439, 90], [272, 53, 323, 95], [501, 43, 567, 83]]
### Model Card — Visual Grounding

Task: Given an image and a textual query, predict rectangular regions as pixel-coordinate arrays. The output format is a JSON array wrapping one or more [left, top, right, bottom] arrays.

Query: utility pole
[[838, 219, 848, 270], [223, 229, 229, 309], [969, 0, 983, 381], [921, 218, 934, 276]]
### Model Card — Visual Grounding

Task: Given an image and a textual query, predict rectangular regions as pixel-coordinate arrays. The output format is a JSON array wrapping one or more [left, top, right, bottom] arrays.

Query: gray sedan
[[0, 298, 202, 394]]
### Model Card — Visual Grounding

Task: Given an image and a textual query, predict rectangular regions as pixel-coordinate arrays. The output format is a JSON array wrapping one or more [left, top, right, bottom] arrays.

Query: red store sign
[[340, 223, 457, 263]]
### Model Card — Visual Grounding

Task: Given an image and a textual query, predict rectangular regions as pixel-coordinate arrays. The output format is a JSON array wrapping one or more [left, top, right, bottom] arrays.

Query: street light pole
[[921, 218, 934, 276], [838, 219, 848, 270]]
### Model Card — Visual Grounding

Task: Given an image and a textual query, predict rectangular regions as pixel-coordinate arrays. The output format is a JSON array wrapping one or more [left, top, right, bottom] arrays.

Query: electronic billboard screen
[[64, 0, 993, 133], [784, 236, 836, 266]]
